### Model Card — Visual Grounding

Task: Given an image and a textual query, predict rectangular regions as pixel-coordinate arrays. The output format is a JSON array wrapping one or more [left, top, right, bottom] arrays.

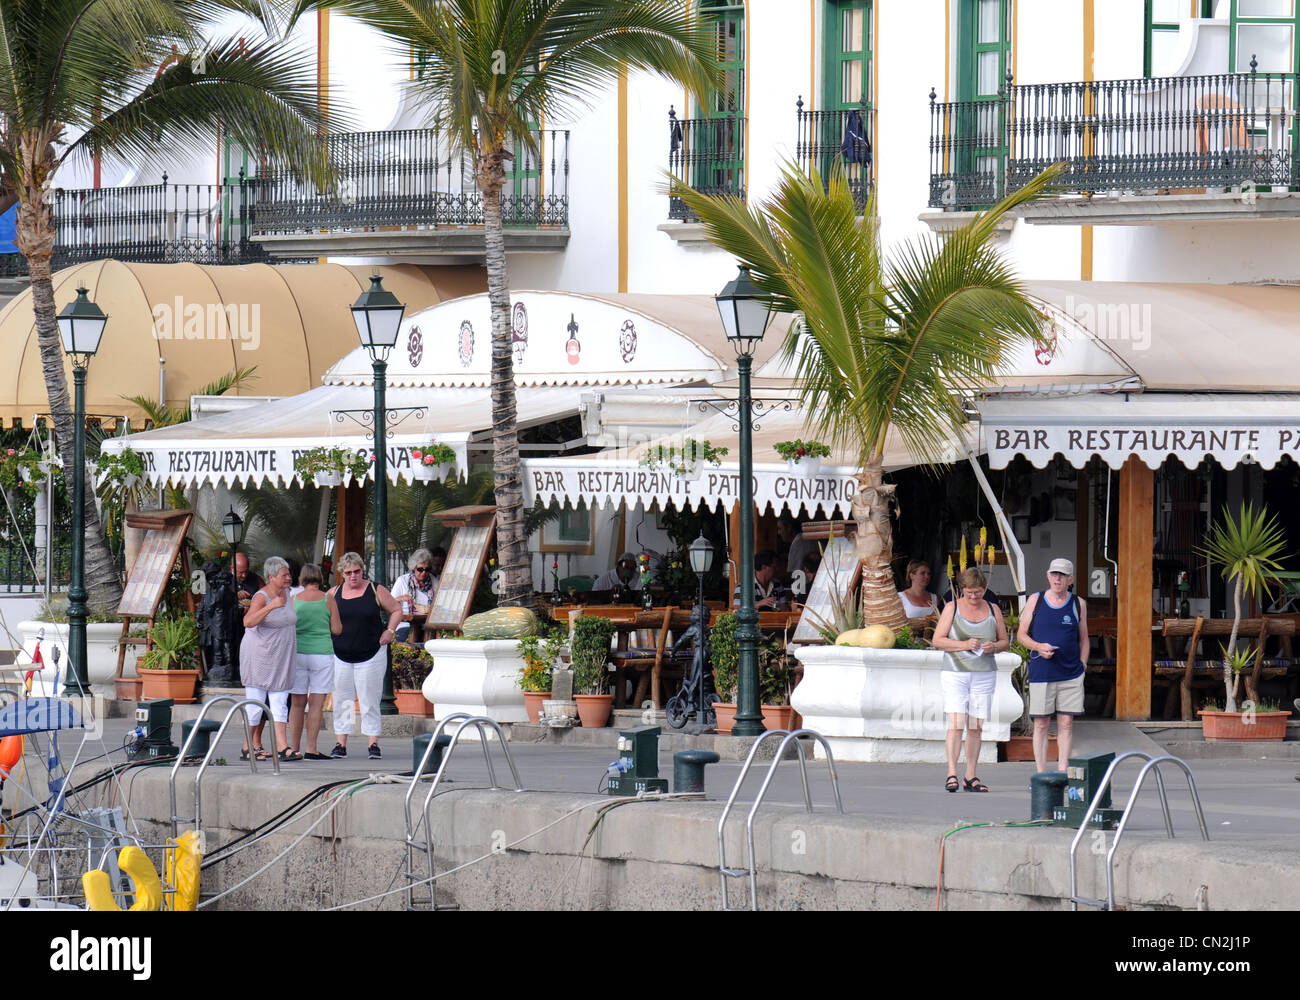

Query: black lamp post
[[222, 506, 245, 577], [688, 532, 715, 732], [350, 275, 405, 714], [716, 267, 773, 737], [56, 287, 107, 697]]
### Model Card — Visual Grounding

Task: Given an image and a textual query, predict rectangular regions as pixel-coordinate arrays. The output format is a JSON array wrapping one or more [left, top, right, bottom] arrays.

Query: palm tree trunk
[[1224, 577, 1242, 713], [477, 147, 533, 610], [852, 460, 906, 630], [16, 184, 124, 613]]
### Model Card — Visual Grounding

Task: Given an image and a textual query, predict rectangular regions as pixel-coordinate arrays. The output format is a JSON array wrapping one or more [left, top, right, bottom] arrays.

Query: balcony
[[0, 175, 268, 276], [251, 128, 570, 258], [666, 107, 745, 222], [927, 68, 1300, 225], [795, 98, 874, 210]]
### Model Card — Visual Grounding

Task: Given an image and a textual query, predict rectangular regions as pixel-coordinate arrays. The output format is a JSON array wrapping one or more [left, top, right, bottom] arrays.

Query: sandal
[[240, 748, 251, 761], [279, 749, 303, 762], [963, 776, 989, 793], [945, 774, 959, 793]]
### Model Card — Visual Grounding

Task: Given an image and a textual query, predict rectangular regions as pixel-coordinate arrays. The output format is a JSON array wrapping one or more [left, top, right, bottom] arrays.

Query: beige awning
[[0, 260, 484, 426]]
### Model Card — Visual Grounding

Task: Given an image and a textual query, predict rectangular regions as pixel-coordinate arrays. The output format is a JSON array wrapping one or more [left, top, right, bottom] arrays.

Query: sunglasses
[[414, 566, 430, 574], [343, 568, 362, 577]]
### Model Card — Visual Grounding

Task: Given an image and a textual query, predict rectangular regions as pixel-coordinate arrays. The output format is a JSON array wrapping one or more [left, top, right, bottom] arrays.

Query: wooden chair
[[608, 607, 693, 709]]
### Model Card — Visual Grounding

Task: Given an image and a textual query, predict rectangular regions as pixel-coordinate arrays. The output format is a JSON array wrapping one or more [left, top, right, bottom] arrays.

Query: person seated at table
[[391, 548, 442, 641], [734, 551, 781, 610], [899, 559, 939, 619], [592, 552, 643, 597]]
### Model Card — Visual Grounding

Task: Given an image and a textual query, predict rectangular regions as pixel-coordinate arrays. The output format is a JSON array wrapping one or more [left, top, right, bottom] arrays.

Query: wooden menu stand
[[423, 505, 497, 634], [114, 510, 203, 685]]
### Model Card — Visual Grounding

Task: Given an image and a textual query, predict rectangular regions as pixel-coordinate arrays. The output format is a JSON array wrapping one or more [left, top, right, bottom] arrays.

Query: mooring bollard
[[413, 732, 452, 775], [1029, 770, 1069, 821], [673, 749, 720, 794]]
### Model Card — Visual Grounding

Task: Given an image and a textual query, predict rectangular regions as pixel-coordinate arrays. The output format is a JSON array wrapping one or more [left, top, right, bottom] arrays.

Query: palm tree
[[337, 0, 717, 609], [0, 1, 341, 610], [672, 162, 1062, 630], [1199, 503, 1286, 712]]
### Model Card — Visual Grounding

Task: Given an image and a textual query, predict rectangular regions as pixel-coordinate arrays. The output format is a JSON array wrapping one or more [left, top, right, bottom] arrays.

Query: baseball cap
[[617, 551, 637, 565], [1047, 558, 1074, 576]]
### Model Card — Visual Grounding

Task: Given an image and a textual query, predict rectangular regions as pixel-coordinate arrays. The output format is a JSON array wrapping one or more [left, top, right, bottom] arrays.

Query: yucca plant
[[1198, 503, 1287, 712], [671, 161, 1063, 628]]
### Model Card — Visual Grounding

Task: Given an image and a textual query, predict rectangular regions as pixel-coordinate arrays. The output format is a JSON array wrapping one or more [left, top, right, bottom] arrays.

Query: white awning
[[103, 385, 582, 488], [981, 393, 1300, 470]]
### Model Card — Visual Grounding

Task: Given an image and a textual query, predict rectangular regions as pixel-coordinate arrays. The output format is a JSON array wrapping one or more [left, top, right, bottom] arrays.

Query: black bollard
[[1029, 770, 1069, 821], [673, 749, 720, 794]]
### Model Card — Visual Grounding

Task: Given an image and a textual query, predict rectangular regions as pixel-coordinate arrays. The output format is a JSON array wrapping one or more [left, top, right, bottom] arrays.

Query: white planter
[[422, 638, 527, 728], [674, 459, 704, 482], [313, 471, 344, 488], [791, 645, 1024, 763], [785, 456, 822, 479], [412, 462, 453, 483], [13, 619, 128, 697]]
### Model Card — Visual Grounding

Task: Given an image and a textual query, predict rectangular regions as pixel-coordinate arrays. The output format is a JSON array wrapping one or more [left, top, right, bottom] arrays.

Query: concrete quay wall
[[92, 768, 1300, 910]]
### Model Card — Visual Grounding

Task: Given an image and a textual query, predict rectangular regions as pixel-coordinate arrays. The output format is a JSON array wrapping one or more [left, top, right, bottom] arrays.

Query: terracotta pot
[[575, 693, 614, 728], [761, 704, 796, 731], [713, 702, 737, 735], [1001, 734, 1057, 762], [522, 690, 551, 723], [114, 677, 144, 701], [139, 668, 200, 704], [395, 688, 435, 716], [1198, 710, 1289, 741]]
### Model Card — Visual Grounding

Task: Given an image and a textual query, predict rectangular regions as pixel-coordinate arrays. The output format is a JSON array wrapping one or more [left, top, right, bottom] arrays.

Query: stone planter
[[791, 645, 1023, 763], [422, 638, 527, 725], [14, 620, 128, 697]]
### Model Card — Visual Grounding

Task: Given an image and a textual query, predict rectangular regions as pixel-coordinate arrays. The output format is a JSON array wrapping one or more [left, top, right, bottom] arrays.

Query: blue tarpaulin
[[0, 204, 15, 253]]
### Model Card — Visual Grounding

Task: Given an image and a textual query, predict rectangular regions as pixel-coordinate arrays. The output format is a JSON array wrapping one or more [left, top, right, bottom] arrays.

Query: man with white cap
[[592, 552, 644, 594], [1017, 557, 1088, 773]]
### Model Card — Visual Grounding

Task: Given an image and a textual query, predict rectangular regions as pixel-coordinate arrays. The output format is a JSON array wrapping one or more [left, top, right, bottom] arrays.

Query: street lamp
[[688, 532, 715, 732], [716, 267, 773, 737], [56, 287, 108, 697], [351, 275, 405, 714], [222, 506, 245, 578]]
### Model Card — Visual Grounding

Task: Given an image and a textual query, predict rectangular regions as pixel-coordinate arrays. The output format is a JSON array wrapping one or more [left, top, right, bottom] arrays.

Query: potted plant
[[639, 437, 728, 482], [570, 615, 616, 727], [0, 447, 51, 499], [774, 439, 831, 478], [1198, 694, 1290, 741], [1197, 502, 1287, 727], [517, 626, 566, 723], [409, 441, 457, 483], [760, 646, 798, 731], [94, 447, 145, 491], [138, 615, 201, 703], [391, 642, 436, 715], [293, 446, 371, 488], [710, 612, 740, 734]]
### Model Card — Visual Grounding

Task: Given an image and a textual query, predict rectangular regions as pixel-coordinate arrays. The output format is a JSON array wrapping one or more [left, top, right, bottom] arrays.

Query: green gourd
[[462, 607, 539, 639]]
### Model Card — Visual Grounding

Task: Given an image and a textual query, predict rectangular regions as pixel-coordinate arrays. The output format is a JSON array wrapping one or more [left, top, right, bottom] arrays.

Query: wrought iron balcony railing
[[795, 98, 874, 209], [929, 65, 1300, 211], [251, 127, 569, 234], [0, 174, 267, 275], [668, 107, 745, 220]]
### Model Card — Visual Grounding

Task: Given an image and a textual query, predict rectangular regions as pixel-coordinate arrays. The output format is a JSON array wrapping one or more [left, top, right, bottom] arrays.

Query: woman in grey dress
[[239, 556, 299, 761]]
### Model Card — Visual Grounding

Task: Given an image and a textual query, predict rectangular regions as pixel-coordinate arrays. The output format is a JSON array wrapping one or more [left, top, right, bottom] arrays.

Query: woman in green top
[[931, 567, 1008, 794], [290, 563, 334, 760]]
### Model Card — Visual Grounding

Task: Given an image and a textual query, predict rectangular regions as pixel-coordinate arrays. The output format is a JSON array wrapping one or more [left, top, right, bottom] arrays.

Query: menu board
[[791, 534, 861, 644], [118, 511, 192, 619], [425, 516, 497, 630]]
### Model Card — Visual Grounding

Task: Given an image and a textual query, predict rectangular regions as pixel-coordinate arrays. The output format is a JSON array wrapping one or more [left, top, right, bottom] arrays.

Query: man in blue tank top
[[1016, 558, 1089, 774]]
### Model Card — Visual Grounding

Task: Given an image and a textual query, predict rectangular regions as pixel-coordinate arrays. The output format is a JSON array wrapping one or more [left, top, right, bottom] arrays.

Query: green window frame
[[699, 1, 745, 119], [954, 0, 1011, 205], [1144, 2, 1217, 77], [221, 140, 254, 242], [822, 0, 872, 112], [689, 1, 745, 197], [1229, 0, 1300, 73]]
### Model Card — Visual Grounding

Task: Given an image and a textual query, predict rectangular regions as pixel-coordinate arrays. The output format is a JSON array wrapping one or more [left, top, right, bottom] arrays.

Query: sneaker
[[329, 743, 347, 758], [367, 743, 382, 760]]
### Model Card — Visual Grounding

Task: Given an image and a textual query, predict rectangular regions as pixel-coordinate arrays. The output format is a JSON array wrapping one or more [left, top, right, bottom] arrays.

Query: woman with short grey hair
[[239, 555, 299, 761], [391, 548, 437, 641]]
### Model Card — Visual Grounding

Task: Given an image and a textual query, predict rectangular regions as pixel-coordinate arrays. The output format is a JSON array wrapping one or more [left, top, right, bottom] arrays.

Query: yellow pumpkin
[[835, 624, 896, 649]]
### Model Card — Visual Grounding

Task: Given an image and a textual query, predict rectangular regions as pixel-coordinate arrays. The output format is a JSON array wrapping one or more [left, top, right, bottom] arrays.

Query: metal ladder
[[1068, 750, 1208, 911], [403, 713, 524, 911], [716, 728, 842, 911], [169, 696, 277, 842]]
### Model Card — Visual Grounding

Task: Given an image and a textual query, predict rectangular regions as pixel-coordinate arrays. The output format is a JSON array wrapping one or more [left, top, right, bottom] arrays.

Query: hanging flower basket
[[639, 438, 727, 482], [314, 471, 344, 488], [410, 442, 456, 483], [775, 440, 830, 479], [294, 446, 369, 488]]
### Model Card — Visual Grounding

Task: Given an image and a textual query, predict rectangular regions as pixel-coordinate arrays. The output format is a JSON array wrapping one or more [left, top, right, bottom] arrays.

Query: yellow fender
[[164, 830, 203, 911], [82, 846, 164, 912]]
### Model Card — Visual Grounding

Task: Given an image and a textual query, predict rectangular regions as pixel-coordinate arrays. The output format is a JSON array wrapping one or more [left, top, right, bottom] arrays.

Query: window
[[954, 0, 1011, 205], [1145, 2, 1217, 77], [1230, 0, 1299, 72], [823, 0, 872, 111]]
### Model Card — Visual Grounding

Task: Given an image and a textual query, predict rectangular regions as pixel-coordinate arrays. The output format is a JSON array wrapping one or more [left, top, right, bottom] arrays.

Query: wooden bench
[[1159, 616, 1296, 720]]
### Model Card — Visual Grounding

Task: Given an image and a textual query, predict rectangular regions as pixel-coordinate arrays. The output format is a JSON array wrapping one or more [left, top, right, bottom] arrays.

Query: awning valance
[[981, 393, 1300, 470]]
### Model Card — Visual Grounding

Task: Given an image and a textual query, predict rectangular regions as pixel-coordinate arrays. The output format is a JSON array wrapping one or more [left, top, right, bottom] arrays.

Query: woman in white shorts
[[238, 556, 297, 761], [289, 563, 333, 760], [931, 567, 1008, 793]]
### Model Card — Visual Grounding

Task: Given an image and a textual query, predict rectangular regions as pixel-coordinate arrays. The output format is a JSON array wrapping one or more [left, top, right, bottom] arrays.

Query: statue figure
[[195, 561, 239, 685]]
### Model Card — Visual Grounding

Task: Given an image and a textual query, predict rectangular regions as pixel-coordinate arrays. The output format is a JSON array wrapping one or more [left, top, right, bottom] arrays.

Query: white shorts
[[244, 687, 290, 725], [941, 670, 997, 721], [292, 653, 334, 695]]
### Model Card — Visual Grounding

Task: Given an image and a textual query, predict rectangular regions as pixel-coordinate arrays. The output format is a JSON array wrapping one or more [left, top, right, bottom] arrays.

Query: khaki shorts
[[1029, 674, 1085, 717]]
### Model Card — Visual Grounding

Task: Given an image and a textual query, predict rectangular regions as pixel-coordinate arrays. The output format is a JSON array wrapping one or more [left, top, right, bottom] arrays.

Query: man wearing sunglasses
[[391, 547, 446, 641]]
